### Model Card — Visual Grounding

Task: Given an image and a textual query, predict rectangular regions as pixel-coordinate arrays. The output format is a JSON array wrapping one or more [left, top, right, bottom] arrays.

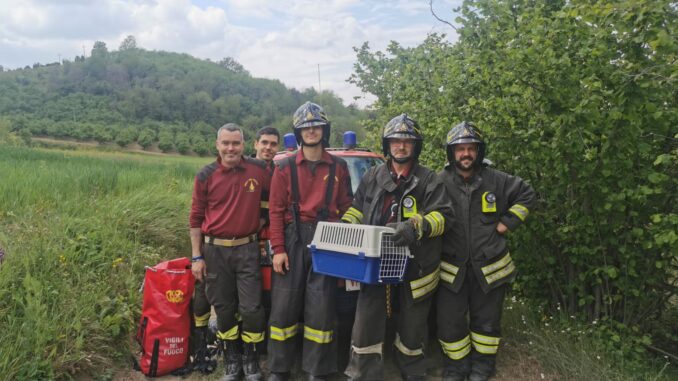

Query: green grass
[[502, 294, 677, 381], [0, 145, 208, 380], [1, 144, 675, 380]]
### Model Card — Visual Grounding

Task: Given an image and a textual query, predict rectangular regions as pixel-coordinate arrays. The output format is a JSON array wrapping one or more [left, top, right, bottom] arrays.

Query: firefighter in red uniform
[[267, 102, 353, 381], [437, 122, 535, 381], [190, 123, 270, 381], [341, 114, 452, 381]]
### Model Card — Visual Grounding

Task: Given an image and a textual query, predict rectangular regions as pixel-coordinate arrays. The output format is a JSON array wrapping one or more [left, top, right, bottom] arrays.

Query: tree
[[119, 35, 138, 51], [137, 128, 156, 149], [91, 41, 108, 57], [218, 57, 250, 75], [350, 0, 678, 350]]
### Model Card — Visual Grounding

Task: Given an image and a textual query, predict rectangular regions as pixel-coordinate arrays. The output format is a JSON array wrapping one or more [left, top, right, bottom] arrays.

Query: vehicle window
[[343, 156, 384, 194]]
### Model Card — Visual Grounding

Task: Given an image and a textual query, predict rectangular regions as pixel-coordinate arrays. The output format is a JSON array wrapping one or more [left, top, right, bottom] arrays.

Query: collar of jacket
[[377, 160, 419, 194], [295, 149, 333, 165]]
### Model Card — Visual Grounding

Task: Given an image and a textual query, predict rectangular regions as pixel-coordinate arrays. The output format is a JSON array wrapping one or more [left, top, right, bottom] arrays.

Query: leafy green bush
[[350, 0, 677, 366]]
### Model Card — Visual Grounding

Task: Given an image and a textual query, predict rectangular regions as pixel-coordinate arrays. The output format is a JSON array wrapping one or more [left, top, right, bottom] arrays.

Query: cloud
[[0, 0, 460, 106]]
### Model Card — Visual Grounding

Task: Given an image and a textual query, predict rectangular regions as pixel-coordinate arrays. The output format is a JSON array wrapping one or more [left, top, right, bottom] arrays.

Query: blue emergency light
[[283, 133, 297, 151], [343, 131, 357, 149]]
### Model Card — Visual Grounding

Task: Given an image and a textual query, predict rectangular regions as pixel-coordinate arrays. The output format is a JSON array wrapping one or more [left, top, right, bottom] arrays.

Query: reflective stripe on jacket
[[439, 166, 535, 293], [344, 161, 453, 301]]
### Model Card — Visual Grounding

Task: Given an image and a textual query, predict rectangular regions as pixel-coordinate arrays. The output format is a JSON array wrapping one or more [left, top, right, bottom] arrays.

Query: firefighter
[[190, 123, 270, 381], [342, 114, 452, 381], [253, 125, 280, 173], [437, 122, 536, 381], [267, 102, 353, 381]]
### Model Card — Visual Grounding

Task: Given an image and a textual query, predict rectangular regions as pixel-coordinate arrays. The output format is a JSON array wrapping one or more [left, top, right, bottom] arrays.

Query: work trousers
[[345, 283, 432, 380], [192, 280, 211, 328], [437, 265, 507, 378], [203, 241, 265, 343], [268, 223, 338, 376]]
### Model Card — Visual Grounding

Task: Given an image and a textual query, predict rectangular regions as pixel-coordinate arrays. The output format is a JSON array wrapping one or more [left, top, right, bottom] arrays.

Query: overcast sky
[[0, 0, 460, 107]]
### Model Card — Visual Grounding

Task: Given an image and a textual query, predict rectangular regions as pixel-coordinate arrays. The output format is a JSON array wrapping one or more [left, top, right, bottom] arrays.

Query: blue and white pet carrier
[[309, 222, 411, 284]]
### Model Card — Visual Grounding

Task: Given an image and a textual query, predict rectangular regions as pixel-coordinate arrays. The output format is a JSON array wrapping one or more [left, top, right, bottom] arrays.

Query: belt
[[204, 234, 258, 247]]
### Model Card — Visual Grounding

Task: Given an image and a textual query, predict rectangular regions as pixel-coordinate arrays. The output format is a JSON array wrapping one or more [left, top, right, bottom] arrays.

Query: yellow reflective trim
[[342, 207, 363, 224], [270, 323, 299, 341], [486, 262, 515, 284], [242, 331, 265, 343], [412, 275, 439, 299], [481, 253, 512, 275], [509, 204, 529, 221], [471, 332, 500, 345], [472, 342, 499, 354], [432, 211, 445, 235], [346, 207, 363, 220], [217, 325, 239, 341], [440, 271, 456, 285], [194, 312, 211, 327], [424, 211, 444, 237], [394, 333, 423, 356], [440, 261, 459, 275], [260, 201, 269, 209], [303, 325, 333, 344], [439, 336, 472, 360], [410, 266, 439, 289]]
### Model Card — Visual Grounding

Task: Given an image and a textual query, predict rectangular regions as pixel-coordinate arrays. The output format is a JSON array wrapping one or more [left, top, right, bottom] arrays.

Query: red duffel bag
[[136, 257, 195, 376]]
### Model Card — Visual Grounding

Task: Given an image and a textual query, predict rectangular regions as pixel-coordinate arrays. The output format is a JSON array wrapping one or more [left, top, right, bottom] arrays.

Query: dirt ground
[[114, 329, 556, 381]]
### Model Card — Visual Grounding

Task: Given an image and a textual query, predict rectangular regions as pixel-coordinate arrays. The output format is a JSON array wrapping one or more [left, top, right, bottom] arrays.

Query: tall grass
[[502, 294, 676, 381], [0, 145, 208, 379]]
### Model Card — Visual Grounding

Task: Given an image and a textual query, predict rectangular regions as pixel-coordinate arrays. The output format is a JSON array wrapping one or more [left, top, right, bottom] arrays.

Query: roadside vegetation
[[0, 142, 203, 379]]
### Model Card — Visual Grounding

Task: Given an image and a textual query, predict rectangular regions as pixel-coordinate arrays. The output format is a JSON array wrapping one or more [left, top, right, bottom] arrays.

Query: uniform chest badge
[[244, 178, 259, 192]]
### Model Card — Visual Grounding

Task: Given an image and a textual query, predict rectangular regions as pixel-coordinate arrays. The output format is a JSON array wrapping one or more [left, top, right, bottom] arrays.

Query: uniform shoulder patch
[[243, 156, 268, 170], [196, 162, 219, 182]]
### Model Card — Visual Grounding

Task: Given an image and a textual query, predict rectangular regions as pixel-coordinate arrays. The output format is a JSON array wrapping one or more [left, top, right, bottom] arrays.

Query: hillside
[[0, 41, 367, 155]]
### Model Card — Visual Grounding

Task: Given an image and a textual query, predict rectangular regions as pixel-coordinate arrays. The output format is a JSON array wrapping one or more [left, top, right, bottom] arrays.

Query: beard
[[454, 155, 476, 170]]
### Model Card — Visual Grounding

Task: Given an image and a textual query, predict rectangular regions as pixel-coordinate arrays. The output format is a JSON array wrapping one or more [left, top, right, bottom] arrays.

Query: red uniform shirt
[[269, 150, 353, 254], [190, 156, 270, 238]]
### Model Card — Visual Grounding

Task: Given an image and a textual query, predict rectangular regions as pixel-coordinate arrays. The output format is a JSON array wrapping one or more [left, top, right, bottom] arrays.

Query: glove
[[386, 221, 417, 246]]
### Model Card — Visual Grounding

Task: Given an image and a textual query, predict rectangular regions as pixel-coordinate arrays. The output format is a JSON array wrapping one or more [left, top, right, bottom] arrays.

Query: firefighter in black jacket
[[437, 122, 535, 381], [342, 114, 452, 381]]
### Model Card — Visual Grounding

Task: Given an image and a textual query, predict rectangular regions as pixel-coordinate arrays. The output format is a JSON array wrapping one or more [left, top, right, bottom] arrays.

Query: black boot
[[242, 342, 262, 381], [192, 327, 217, 374], [221, 339, 243, 381]]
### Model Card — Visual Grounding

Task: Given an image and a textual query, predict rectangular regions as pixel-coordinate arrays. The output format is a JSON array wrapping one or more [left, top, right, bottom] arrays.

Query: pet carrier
[[309, 222, 411, 284]]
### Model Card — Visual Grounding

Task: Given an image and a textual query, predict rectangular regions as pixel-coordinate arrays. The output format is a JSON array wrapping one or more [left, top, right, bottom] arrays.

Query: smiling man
[[253, 126, 280, 172], [189, 123, 270, 381], [437, 122, 535, 381]]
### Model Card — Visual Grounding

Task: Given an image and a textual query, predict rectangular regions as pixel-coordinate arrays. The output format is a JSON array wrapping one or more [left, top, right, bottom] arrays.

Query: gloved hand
[[386, 221, 417, 246]]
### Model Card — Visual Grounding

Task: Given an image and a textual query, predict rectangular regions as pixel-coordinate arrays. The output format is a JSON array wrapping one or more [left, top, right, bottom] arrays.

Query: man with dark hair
[[437, 121, 535, 381], [190, 123, 270, 381], [254, 126, 280, 171], [342, 114, 452, 381], [267, 102, 353, 381]]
